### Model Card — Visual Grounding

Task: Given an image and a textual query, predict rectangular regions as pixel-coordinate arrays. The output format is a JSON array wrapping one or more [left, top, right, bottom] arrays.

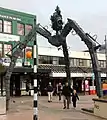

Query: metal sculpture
[[4, 6, 103, 120]]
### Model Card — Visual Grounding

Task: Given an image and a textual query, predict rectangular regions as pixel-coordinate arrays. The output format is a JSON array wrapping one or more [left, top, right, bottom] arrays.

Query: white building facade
[[38, 46, 106, 78]]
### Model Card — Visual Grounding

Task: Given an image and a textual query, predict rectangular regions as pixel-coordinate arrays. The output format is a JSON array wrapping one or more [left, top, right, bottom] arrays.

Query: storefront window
[[4, 44, 12, 57], [0, 20, 3, 32], [79, 59, 84, 66], [99, 60, 105, 68], [52, 57, 59, 65], [39, 55, 53, 64], [59, 57, 65, 65], [0, 44, 2, 57], [25, 25, 32, 35], [3, 21, 12, 33], [17, 23, 24, 35], [70, 58, 74, 66]]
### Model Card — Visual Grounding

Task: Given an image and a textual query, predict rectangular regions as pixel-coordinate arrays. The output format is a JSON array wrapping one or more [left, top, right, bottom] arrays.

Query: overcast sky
[[0, 0, 107, 51]]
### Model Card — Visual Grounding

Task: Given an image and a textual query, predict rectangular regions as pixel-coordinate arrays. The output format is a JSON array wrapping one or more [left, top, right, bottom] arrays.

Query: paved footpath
[[0, 95, 106, 120]]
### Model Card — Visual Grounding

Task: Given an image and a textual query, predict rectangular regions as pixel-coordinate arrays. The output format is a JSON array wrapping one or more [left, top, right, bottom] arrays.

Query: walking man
[[62, 82, 73, 109], [47, 82, 53, 102]]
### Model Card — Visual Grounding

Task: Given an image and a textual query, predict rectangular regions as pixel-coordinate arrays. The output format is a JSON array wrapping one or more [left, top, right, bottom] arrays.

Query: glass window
[[39, 55, 53, 64], [59, 57, 65, 65], [90, 60, 92, 67], [75, 59, 79, 66], [25, 25, 32, 35], [70, 58, 74, 66], [17, 23, 24, 35], [4, 44, 12, 57], [0, 20, 3, 32], [52, 57, 59, 65], [3, 21, 12, 33], [0, 44, 2, 57], [99, 60, 105, 68], [79, 59, 84, 66]]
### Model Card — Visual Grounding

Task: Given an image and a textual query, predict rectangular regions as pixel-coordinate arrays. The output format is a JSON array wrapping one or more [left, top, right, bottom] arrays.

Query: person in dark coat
[[57, 83, 63, 101], [47, 82, 53, 102], [72, 89, 79, 108], [62, 82, 73, 109]]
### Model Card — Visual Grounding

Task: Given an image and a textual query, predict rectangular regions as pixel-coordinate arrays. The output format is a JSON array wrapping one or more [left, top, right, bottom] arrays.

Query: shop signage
[[0, 33, 20, 42], [0, 14, 21, 21], [1, 58, 22, 67]]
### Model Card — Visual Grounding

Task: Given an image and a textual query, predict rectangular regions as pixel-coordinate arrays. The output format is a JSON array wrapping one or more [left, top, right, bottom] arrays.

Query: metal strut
[[61, 18, 103, 97], [4, 24, 52, 110]]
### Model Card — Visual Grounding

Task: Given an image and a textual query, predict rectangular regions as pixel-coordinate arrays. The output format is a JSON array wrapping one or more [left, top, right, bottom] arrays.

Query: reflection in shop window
[[90, 60, 92, 67], [25, 25, 32, 35], [59, 57, 65, 65], [17, 23, 24, 35], [75, 59, 79, 66], [4, 44, 12, 57], [0, 20, 3, 32], [0, 44, 2, 57], [53, 57, 59, 65], [99, 60, 105, 68], [3, 21, 12, 33], [39, 55, 53, 64], [79, 59, 84, 66], [70, 58, 74, 66]]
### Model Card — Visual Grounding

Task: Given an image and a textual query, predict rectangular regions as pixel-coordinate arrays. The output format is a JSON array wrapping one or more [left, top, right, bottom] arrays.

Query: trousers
[[48, 92, 53, 101], [58, 91, 62, 100], [63, 96, 70, 108]]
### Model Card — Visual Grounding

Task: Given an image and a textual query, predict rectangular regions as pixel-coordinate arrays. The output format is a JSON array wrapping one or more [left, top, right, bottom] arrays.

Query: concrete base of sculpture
[[93, 98, 107, 119], [0, 97, 6, 115]]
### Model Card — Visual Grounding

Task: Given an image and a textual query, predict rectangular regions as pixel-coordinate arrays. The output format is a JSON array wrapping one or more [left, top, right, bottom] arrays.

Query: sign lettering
[[0, 14, 21, 21]]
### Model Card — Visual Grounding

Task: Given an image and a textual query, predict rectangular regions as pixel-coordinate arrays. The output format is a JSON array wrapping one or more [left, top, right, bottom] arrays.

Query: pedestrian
[[72, 89, 79, 108], [38, 85, 41, 96], [62, 82, 73, 109], [47, 82, 53, 102], [57, 83, 63, 101]]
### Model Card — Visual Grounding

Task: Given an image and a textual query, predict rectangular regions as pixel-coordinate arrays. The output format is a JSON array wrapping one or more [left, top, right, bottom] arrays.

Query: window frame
[[0, 19, 3, 33], [3, 20, 12, 34], [25, 24, 33, 35], [3, 43, 12, 57], [99, 60, 105, 68], [79, 59, 84, 66], [17, 22, 25, 36], [59, 57, 65, 65]]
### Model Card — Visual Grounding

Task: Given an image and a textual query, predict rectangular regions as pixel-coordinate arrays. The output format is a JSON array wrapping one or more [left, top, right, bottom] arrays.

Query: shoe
[[63, 107, 66, 109], [50, 101, 52, 102], [67, 107, 69, 109], [48, 101, 50, 102]]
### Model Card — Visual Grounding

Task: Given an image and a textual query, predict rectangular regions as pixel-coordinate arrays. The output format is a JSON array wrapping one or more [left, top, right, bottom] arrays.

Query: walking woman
[[72, 89, 79, 108]]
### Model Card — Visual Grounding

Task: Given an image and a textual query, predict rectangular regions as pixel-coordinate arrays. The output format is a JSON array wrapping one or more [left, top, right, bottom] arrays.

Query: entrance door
[[38, 73, 50, 95], [15, 74, 21, 96], [73, 78, 82, 93]]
